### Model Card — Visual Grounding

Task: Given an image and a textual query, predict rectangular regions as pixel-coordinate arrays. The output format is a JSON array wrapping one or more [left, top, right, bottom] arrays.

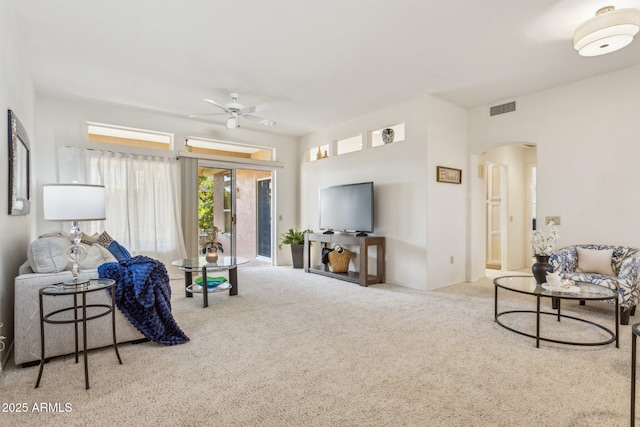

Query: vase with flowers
[[530, 220, 559, 284]]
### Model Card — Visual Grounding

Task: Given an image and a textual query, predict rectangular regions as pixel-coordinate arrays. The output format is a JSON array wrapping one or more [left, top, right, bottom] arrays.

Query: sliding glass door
[[257, 177, 272, 258], [197, 164, 273, 264], [198, 166, 236, 257]]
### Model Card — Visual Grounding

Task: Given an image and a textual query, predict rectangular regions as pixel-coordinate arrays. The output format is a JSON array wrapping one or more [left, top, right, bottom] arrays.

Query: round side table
[[35, 278, 123, 390]]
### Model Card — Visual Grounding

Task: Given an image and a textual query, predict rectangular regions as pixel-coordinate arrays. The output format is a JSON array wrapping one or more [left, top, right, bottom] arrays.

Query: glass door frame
[[197, 160, 276, 263], [198, 161, 237, 258]]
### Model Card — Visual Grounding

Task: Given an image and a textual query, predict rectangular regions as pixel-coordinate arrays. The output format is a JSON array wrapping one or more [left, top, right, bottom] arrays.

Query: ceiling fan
[[190, 93, 276, 129]]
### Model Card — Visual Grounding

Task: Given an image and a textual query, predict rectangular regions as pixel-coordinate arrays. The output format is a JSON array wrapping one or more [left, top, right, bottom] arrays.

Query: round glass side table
[[35, 278, 122, 390]]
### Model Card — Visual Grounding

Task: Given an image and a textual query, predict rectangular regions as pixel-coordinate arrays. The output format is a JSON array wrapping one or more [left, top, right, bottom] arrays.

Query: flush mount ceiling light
[[574, 6, 640, 56]]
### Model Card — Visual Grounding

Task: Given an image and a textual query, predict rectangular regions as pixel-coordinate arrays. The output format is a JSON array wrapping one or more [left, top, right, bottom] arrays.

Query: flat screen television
[[319, 182, 374, 235]]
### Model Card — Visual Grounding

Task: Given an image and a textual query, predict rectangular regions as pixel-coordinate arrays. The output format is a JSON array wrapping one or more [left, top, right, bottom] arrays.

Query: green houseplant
[[280, 228, 311, 268]]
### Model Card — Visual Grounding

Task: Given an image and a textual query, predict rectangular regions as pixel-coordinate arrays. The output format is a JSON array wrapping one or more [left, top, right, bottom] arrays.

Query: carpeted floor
[[0, 267, 636, 426]]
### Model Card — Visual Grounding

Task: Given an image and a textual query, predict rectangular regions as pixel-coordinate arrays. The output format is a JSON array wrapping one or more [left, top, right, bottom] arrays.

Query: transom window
[[371, 123, 405, 147], [186, 137, 273, 161], [87, 122, 173, 150], [309, 144, 330, 162], [336, 135, 363, 155]]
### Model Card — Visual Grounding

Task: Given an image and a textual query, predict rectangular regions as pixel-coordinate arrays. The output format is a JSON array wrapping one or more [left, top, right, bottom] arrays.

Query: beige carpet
[[0, 267, 636, 426]]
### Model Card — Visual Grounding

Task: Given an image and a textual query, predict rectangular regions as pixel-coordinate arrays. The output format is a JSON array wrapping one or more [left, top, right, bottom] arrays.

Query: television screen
[[319, 182, 374, 234]]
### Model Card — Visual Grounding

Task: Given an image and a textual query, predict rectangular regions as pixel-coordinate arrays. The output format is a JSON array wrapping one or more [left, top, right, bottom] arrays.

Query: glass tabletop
[[171, 256, 250, 271], [493, 275, 617, 300], [40, 278, 115, 295]]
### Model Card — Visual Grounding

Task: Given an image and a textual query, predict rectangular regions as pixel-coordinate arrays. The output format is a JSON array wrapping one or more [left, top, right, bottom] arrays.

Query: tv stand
[[304, 233, 385, 287]]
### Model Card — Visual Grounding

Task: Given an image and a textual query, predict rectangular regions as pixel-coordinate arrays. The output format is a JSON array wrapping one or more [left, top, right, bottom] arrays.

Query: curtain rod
[[61, 145, 177, 161]]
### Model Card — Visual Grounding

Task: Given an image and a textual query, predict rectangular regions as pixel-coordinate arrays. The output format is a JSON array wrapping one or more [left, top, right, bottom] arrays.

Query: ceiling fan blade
[[243, 114, 276, 126], [188, 113, 227, 118], [203, 98, 229, 113], [242, 103, 271, 114]]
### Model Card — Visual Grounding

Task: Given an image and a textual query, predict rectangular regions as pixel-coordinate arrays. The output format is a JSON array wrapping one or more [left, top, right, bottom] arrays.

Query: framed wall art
[[8, 109, 31, 215], [436, 166, 462, 184]]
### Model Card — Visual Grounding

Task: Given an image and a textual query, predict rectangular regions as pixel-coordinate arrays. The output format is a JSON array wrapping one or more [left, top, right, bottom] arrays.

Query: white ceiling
[[9, 0, 640, 137]]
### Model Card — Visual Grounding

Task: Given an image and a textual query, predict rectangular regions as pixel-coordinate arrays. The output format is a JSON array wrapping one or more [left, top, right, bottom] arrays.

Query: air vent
[[489, 101, 516, 117]]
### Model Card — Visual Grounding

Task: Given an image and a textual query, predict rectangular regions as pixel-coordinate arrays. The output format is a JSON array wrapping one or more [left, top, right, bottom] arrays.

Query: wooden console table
[[304, 233, 385, 287]]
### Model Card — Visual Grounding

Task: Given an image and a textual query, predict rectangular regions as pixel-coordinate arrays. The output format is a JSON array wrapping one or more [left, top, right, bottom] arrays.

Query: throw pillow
[[79, 244, 118, 269], [107, 240, 132, 261], [95, 230, 114, 248], [80, 232, 99, 245], [27, 235, 72, 273], [576, 247, 615, 276]]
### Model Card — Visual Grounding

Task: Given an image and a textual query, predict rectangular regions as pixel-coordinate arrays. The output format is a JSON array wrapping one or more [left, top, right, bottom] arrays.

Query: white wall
[[426, 96, 468, 288], [469, 64, 640, 276], [33, 95, 299, 266], [299, 95, 467, 290], [0, 0, 36, 369]]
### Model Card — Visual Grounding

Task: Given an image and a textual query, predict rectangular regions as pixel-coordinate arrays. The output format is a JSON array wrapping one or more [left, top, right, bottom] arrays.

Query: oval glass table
[[171, 256, 249, 308], [493, 275, 618, 348]]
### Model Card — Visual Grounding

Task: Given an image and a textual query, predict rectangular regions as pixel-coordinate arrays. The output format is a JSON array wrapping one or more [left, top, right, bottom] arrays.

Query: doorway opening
[[480, 144, 537, 275], [485, 162, 505, 270], [198, 165, 273, 266]]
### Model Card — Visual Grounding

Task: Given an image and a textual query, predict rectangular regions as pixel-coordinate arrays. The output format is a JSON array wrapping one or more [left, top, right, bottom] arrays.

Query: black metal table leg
[[494, 285, 498, 321], [229, 267, 238, 296], [202, 265, 208, 308], [632, 324, 640, 427], [111, 292, 122, 365], [74, 293, 79, 363], [35, 293, 45, 388], [536, 296, 541, 348], [557, 298, 562, 322], [82, 292, 89, 389], [185, 270, 193, 298]]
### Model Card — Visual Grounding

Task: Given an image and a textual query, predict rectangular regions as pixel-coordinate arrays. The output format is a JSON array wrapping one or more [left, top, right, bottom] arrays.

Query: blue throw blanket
[[98, 256, 189, 345]]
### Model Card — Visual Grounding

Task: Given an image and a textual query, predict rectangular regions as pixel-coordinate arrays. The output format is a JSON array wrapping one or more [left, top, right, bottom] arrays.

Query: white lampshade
[[43, 184, 106, 221], [574, 7, 640, 56]]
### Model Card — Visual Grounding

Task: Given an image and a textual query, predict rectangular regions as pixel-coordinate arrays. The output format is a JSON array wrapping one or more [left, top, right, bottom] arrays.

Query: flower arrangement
[[531, 221, 559, 256]]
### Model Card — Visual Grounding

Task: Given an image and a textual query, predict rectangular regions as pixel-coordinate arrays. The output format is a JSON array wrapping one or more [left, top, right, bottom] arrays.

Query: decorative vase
[[532, 254, 553, 284], [205, 248, 218, 263]]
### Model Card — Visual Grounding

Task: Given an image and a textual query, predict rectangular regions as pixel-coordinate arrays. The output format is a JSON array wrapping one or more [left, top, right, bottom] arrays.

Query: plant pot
[[290, 244, 304, 269], [205, 248, 219, 263], [532, 254, 553, 284]]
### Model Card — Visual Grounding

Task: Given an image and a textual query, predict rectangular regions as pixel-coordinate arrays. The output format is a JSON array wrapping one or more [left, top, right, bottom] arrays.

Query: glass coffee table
[[494, 275, 618, 348], [171, 256, 249, 308]]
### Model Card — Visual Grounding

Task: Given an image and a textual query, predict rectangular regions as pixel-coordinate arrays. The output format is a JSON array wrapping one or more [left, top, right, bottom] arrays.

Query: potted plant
[[280, 228, 311, 268], [530, 220, 559, 284], [201, 226, 224, 262]]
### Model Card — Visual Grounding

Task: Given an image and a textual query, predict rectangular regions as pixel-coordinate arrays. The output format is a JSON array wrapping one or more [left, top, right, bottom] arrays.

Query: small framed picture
[[437, 166, 462, 184]]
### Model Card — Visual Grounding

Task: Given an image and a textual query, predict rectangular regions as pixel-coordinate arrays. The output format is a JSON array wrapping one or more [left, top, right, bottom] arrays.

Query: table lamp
[[43, 183, 106, 287]]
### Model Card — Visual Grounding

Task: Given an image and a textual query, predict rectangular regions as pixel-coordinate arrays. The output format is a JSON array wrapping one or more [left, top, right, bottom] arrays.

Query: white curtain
[[57, 146, 187, 269]]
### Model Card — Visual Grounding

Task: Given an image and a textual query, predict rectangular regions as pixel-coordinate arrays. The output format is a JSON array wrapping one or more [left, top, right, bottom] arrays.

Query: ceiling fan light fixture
[[226, 113, 239, 129], [574, 6, 640, 56]]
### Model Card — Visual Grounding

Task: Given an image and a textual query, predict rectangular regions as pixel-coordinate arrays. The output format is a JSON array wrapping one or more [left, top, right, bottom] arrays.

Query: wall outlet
[[450, 256, 454, 264], [545, 216, 561, 226]]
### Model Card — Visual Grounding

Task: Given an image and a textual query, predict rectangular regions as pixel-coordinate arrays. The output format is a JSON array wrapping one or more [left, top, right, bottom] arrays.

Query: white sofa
[[14, 233, 146, 366]]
